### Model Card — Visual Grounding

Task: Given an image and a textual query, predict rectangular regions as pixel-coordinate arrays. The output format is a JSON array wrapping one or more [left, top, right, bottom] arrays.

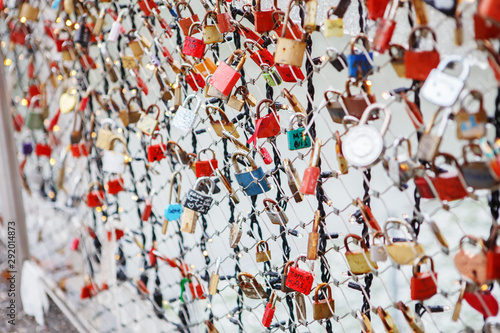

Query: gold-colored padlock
[[377, 306, 400, 333], [303, 0, 317, 33], [344, 234, 378, 274], [255, 240, 271, 263], [203, 11, 224, 44], [209, 257, 221, 295], [194, 57, 217, 77], [20, 3, 40, 22], [274, 2, 307, 68], [323, 6, 343, 38], [388, 44, 406, 78], [283, 88, 306, 115], [137, 104, 160, 136], [307, 211, 321, 260], [313, 283, 335, 320], [180, 208, 198, 233], [284, 158, 303, 203], [96, 119, 115, 150], [384, 218, 425, 265]]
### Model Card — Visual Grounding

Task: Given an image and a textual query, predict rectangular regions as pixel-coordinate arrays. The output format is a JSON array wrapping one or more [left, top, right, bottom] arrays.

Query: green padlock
[[25, 96, 44, 130], [261, 64, 282, 86], [287, 113, 312, 151]]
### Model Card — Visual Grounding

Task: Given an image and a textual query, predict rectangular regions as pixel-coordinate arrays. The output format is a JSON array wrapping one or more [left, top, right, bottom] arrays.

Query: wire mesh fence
[[2, 0, 500, 332]]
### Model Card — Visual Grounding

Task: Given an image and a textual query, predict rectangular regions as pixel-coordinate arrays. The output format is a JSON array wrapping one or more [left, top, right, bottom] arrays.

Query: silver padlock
[[385, 137, 418, 189], [421, 55, 470, 107], [229, 213, 244, 248], [102, 136, 127, 174], [172, 94, 201, 132], [263, 198, 289, 225], [370, 232, 388, 262], [417, 108, 452, 162], [342, 103, 392, 168]]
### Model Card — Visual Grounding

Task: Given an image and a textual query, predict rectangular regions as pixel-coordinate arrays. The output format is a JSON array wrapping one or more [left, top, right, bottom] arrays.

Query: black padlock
[[75, 14, 91, 48]]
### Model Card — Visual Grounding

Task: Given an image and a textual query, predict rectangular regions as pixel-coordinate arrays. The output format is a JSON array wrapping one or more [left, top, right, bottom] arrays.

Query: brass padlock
[[203, 11, 224, 44], [388, 44, 406, 78], [255, 240, 271, 263], [283, 88, 306, 115], [307, 210, 321, 260], [208, 257, 221, 295], [284, 158, 303, 202], [180, 208, 198, 233], [344, 234, 378, 274], [227, 86, 247, 111], [274, 2, 307, 68], [155, 68, 173, 102], [120, 96, 142, 126], [323, 6, 344, 38], [237, 272, 267, 299], [313, 283, 335, 320], [281, 261, 294, 293], [20, 2, 40, 22], [384, 218, 425, 265], [377, 306, 400, 332], [96, 119, 116, 150]]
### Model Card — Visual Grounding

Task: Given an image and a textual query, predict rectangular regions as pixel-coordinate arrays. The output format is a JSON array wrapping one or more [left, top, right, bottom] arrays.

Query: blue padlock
[[232, 152, 270, 196], [347, 34, 373, 79], [22, 142, 33, 155], [164, 171, 183, 221], [287, 113, 312, 151]]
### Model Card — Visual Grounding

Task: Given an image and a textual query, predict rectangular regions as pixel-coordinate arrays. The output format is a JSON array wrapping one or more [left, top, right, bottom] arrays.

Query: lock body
[[285, 266, 314, 294], [262, 302, 275, 328], [346, 250, 377, 274], [411, 271, 438, 301], [287, 128, 311, 151], [181, 208, 198, 233], [235, 167, 270, 196], [275, 38, 306, 68], [107, 178, 124, 195], [300, 166, 319, 195], [195, 159, 218, 177]]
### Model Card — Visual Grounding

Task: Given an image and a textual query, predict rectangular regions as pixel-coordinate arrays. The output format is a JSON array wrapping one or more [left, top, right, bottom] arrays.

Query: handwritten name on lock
[[286, 268, 314, 294], [183, 190, 212, 214]]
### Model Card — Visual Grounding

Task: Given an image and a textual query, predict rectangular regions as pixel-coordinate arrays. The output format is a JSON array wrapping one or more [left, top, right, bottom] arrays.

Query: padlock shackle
[[237, 272, 256, 283], [243, 39, 263, 55], [88, 181, 104, 191], [28, 95, 42, 110], [168, 171, 182, 204], [72, 110, 84, 133], [127, 95, 144, 112], [256, 240, 269, 252], [234, 85, 249, 99], [372, 231, 386, 245], [108, 135, 128, 153], [182, 94, 202, 111], [312, 210, 321, 233], [263, 198, 280, 212], [280, 0, 305, 39], [205, 105, 231, 125], [214, 257, 221, 274], [100, 118, 117, 130], [197, 147, 216, 161], [324, 89, 342, 104], [155, 67, 170, 90], [486, 225, 500, 250], [326, 6, 339, 19], [384, 218, 417, 245], [358, 103, 392, 137], [436, 55, 470, 81], [394, 137, 412, 160], [288, 112, 307, 130], [146, 104, 161, 120], [344, 233, 369, 252], [350, 33, 371, 53], [431, 152, 463, 175], [356, 198, 381, 232], [194, 176, 215, 194], [256, 99, 277, 119], [188, 21, 202, 36], [231, 151, 257, 173], [283, 260, 294, 274], [109, 86, 127, 105], [203, 10, 218, 26], [342, 115, 359, 132], [314, 282, 332, 300], [423, 107, 452, 136], [462, 143, 484, 165], [459, 234, 485, 252], [388, 44, 406, 61], [308, 138, 322, 168], [408, 26, 437, 51], [293, 254, 308, 267], [175, 1, 196, 19], [460, 89, 483, 113], [412, 255, 435, 276]]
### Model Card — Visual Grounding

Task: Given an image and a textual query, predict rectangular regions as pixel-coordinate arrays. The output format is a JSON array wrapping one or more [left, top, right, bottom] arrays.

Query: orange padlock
[[411, 256, 438, 301], [300, 138, 322, 195]]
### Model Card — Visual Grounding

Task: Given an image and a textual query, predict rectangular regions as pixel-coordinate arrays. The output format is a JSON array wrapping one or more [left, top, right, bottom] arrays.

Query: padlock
[[273, 9, 305, 43], [342, 80, 377, 120], [247, 99, 281, 144], [356, 198, 382, 232], [430, 153, 469, 201], [262, 291, 278, 328], [194, 57, 218, 78], [281, 261, 295, 293], [307, 211, 321, 260], [344, 234, 378, 274], [478, 0, 500, 25], [120, 96, 142, 127], [232, 152, 270, 196], [367, 0, 391, 20], [215, 0, 234, 33], [206, 320, 219, 333], [19, 1, 40, 21], [137, 104, 160, 136], [372, 0, 399, 53], [342, 104, 391, 168], [486, 225, 500, 281], [461, 143, 497, 190], [35, 142, 52, 157], [464, 288, 499, 318], [263, 198, 288, 225], [164, 171, 183, 221], [397, 301, 424, 333], [255, 240, 272, 263], [388, 44, 406, 77], [182, 23, 205, 59], [283, 89, 306, 115], [313, 283, 335, 320], [287, 113, 312, 151], [205, 74, 229, 100], [182, 177, 215, 216], [172, 94, 201, 132], [187, 273, 206, 300], [141, 198, 153, 221], [377, 306, 400, 333], [300, 138, 322, 195], [182, 64, 206, 92], [456, 90, 488, 140], [25, 96, 44, 130], [237, 272, 267, 299], [384, 218, 425, 265], [414, 172, 438, 199], [274, 4, 307, 69], [411, 255, 438, 301], [254, 0, 277, 33], [147, 134, 167, 163], [325, 89, 346, 123], [107, 9, 127, 42], [412, 0, 428, 25], [347, 34, 374, 79], [335, 131, 349, 174], [370, 232, 388, 262], [417, 107, 453, 162], [22, 142, 33, 156], [215, 169, 240, 204], [295, 292, 307, 324], [102, 136, 127, 174], [87, 182, 105, 208], [59, 88, 77, 114], [261, 64, 283, 86], [138, 0, 157, 16], [303, 0, 318, 32], [107, 176, 124, 195], [10, 21, 29, 46], [285, 255, 314, 294], [245, 39, 275, 67], [195, 148, 218, 177], [421, 55, 470, 107], [75, 14, 91, 48], [405, 26, 440, 81], [474, 12, 500, 40], [206, 105, 239, 138], [454, 235, 487, 285], [176, 1, 201, 36], [126, 30, 145, 58], [384, 137, 418, 190], [210, 50, 247, 96], [227, 86, 246, 112], [202, 11, 223, 44], [229, 213, 244, 248], [284, 158, 303, 202], [166, 140, 191, 165], [275, 63, 305, 83], [208, 257, 221, 296], [323, 6, 344, 38], [259, 146, 273, 165]]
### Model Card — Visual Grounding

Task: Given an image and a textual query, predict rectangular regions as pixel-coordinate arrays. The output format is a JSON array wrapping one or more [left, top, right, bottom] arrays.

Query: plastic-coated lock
[[300, 138, 322, 195], [164, 172, 183, 221], [232, 152, 270, 196], [287, 113, 311, 151]]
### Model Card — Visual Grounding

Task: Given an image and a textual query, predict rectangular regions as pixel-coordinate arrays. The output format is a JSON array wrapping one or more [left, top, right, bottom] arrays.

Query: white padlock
[[102, 136, 127, 174], [370, 233, 388, 262], [172, 94, 201, 132], [421, 55, 470, 107], [137, 104, 160, 136]]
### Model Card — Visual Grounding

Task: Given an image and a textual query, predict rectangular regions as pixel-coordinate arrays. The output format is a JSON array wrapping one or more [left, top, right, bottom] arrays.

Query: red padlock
[[285, 255, 314, 294], [138, 0, 157, 16], [147, 134, 167, 162], [474, 13, 500, 40], [183, 65, 205, 92], [141, 198, 152, 221], [35, 142, 52, 157], [414, 174, 437, 199], [478, 0, 500, 26], [70, 237, 80, 251], [234, 22, 265, 46], [430, 153, 468, 202], [107, 177, 124, 195], [254, 0, 277, 33], [182, 22, 205, 59], [210, 50, 246, 96], [486, 225, 500, 281], [372, 0, 398, 53], [366, 0, 391, 20], [247, 99, 281, 145], [244, 40, 274, 67], [188, 274, 206, 300], [71, 143, 89, 158], [87, 182, 105, 208], [357, 198, 381, 232], [272, 10, 304, 40], [259, 147, 273, 165], [12, 113, 24, 132], [9, 22, 29, 46], [404, 26, 440, 81], [275, 64, 305, 83], [464, 290, 499, 318], [216, 0, 234, 33], [176, 1, 201, 36], [262, 291, 277, 328], [300, 139, 321, 195], [106, 228, 125, 241], [411, 256, 438, 301], [195, 148, 218, 177]]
